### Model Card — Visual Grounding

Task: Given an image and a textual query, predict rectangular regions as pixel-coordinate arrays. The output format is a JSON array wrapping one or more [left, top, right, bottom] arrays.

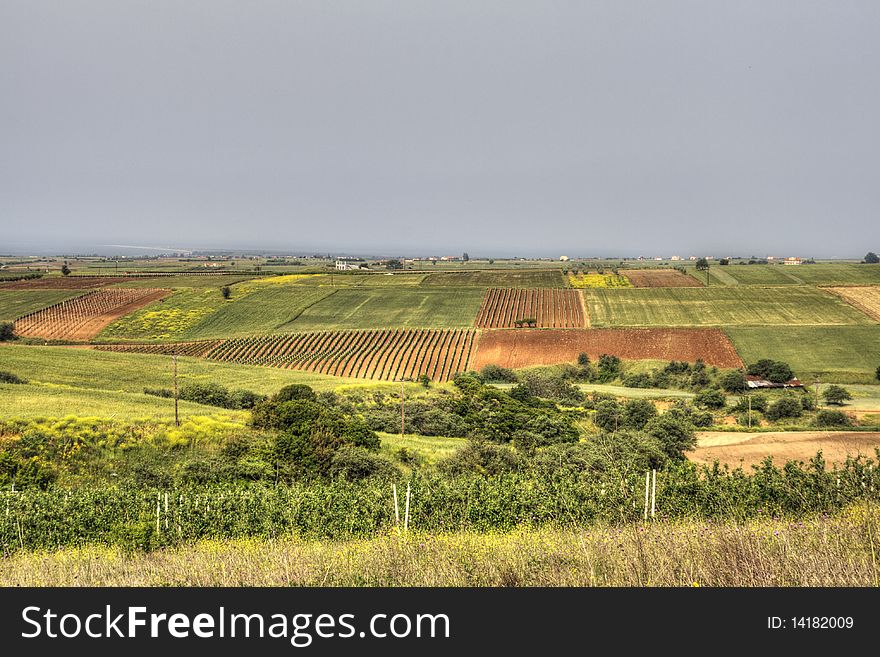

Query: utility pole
[[173, 354, 180, 427]]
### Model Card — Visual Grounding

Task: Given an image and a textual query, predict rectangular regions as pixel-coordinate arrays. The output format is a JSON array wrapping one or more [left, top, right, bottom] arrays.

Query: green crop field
[[98, 287, 230, 340], [177, 286, 336, 339], [726, 326, 880, 383], [0, 344, 432, 396], [701, 263, 880, 286], [584, 287, 873, 327], [113, 274, 261, 288], [0, 382, 247, 421], [420, 269, 565, 288], [295, 273, 430, 287], [0, 290, 85, 321], [283, 287, 485, 330]]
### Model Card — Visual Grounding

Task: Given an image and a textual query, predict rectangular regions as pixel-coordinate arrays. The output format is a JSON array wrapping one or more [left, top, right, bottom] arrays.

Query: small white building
[[784, 257, 802, 266], [670, 255, 681, 261], [559, 255, 570, 261], [335, 260, 359, 271]]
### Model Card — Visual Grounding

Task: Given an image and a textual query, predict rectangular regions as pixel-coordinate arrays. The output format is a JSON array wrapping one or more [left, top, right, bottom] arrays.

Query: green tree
[[822, 385, 853, 406], [621, 399, 658, 430], [220, 286, 231, 299], [694, 388, 726, 409], [644, 414, 696, 460], [462, 252, 469, 261], [385, 259, 404, 270], [695, 257, 709, 271], [765, 396, 802, 421], [0, 322, 15, 342], [719, 370, 748, 393], [875, 365, 880, 382], [864, 252, 879, 264], [60, 264, 71, 276]]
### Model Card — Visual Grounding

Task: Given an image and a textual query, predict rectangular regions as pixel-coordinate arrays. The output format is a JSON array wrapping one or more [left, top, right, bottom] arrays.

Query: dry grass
[[3, 506, 878, 586]]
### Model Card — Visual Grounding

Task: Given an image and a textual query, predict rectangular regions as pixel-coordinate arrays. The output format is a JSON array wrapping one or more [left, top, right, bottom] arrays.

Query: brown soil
[[691, 431, 880, 468], [64, 290, 170, 341], [0, 276, 159, 290], [623, 269, 703, 287], [471, 328, 743, 369]]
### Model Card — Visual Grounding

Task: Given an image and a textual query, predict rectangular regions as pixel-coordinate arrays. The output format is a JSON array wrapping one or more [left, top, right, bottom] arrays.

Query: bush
[[144, 387, 173, 398], [0, 370, 27, 384], [815, 410, 852, 427], [621, 399, 657, 430], [801, 394, 816, 411], [328, 446, 397, 481], [519, 371, 584, 405], [577, 353, 590, 367], [622, 373, 653, 388], [479, 364, 518, 383], [0, 322, 15, 342], [694, 388, 726, 409], [644, 415, 696, 460], [273, 384, 317, 403], [221, 286, 231, 299], [719, 370, 748, 393], [593, 400, 624, 432], [822, 385, 852, 406], [765, 396, 803, 421], [747, 359, 794, 384], [179, 382, 230, 408], [438, 441, 521, 477]]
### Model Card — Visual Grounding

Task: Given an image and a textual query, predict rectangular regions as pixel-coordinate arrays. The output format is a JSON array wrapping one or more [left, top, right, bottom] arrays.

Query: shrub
[[622, 373, 652, 388], [621, 399, 657, 430], [0, 371, 27, 384], [273, 384, 317, 403], [144, 387, 173, 398], [801, 394, 816, 411], [0, 322, 15, 342], [815, 410, 852, 427], [694, 388, 726, 409], [593, 400, 624, 432], [577, 353, 590, 367], [822, 385, 853, 406], [438, 440, 521, 477], [747, 359, 794, 384], [328, 446, 397, 481], [719, 370, 748, 393], [644, 415, 696, 460], [765, 396, 803, 421], [479, 364, 518, 383], [221, 286, 231, 299]]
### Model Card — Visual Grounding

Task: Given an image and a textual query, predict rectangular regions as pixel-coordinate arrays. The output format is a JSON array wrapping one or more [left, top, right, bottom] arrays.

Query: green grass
[[576, 383, 696, 400], [378, 431, 466, 465], [0, 290, 85, 322], [726, 326, 880, 384], [98, 287, 229, 340], [295, 273, 430, 287], [701, 264, 880, 286], [816, 384, 880, 411], [584, 287, 872, 327], [285, 288, 485, 330], [0, 344, 438, 397], [180, 286, 336, 339], [420, 270, 565, 288], [0, 382, 246, 421], [113, 274, 261, 288]]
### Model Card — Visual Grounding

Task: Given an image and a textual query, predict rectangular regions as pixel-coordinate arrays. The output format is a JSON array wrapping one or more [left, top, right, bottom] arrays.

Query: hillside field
[[726, 325, 880, 383], [0, 290, 85, 322], [283, 287, 485, 330], [584, 287, 872, 327]]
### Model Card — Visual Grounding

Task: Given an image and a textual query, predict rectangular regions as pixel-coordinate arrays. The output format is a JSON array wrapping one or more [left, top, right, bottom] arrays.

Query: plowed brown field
[[474, 288, 587, 328], [471, 328, 743, 369], [14, 288, 170, 341], [0, 276, 160, 290], [691, 431, 880, 468], [826, 286, 880, 321], [623, 269, 702, 287]]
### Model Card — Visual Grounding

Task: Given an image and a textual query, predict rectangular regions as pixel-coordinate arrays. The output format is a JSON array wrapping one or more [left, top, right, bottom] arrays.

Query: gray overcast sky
[[2, 1, 879, 257]]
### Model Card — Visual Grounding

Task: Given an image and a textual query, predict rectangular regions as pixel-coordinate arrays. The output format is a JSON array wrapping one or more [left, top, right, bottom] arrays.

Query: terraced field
[[285, 288, 485, 330], [205, 328, 478, 381], [0, 290, 85, 322], [726, 325, 880, 383], [584, 287, 872, 327], [420, 270, 565, 288]]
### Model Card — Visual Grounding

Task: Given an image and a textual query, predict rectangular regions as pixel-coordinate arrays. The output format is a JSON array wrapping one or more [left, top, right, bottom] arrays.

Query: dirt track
[[471, 328, 742, 369], [691, 431, 880, 468]]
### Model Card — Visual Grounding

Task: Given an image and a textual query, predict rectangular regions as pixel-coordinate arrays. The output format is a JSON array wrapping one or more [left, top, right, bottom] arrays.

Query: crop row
[[203, 328, 478, 381], [13, 289, 167, 339], [474, 288, 586, 328], [94, 340, 223, 358]]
